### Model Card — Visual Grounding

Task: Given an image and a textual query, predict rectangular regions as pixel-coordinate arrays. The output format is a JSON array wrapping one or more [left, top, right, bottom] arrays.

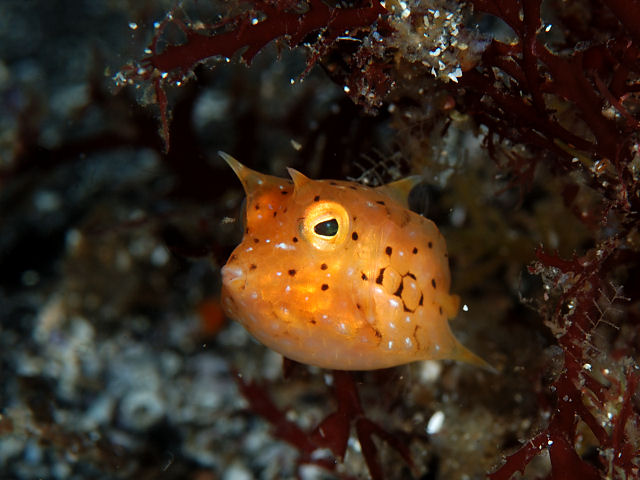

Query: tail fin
[[450, 341, 497, 373]]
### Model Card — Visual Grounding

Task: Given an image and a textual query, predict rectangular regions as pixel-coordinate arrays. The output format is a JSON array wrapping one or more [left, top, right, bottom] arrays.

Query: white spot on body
[[275, 242, 295, 250], [374, 286, 384, 295], [399, 250, 404, 257], [257, 179, 264, 185], [257, 214, 263, 220], [338, 322, 347, 333], [346, 267, 354, 276], [276, 271, 282, 276], [405, 315, 411, 323], [387, 341, 394, 350], [246, 247, 254, 252], [265, 239, 271, 243], [389, 298, 400, 308], [250, 292, 258, 299], [285, 285, 291, 293]]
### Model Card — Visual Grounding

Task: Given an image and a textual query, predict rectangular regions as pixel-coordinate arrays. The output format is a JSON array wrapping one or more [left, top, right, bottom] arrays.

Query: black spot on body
[[428, 241, 433, 248], [431, 279, 436, 289], [255, 204, 260, 210], [356, 303, 361, 310], [314, 195, 320, 202], [288, 269, 296, 276], [361, 272, 368, 281], [413, 325, 421, 349], [310, 319, 317, 324], [320, 263, 328, 270], [419, 294, 424, 306], [253, 238, 259, 243], [249, 264, 257, 270], [329, 181, 338, 186], [439, 306, 443, 315], [412, 247, 418, 254], [375, 268, 385, 285], [385, 246, 392, 256], [376, 200, 385, 206], [273, 212, 277, 217], [352, 232, 358, 240], [281, 191, 289, 195], [321, 284, 329, 290], [292, 236, 298, 243], [245, 227, 250, 234]]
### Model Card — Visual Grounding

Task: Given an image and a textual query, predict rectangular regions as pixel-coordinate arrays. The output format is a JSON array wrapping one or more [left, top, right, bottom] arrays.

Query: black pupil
[[314, 218, 339, 237]]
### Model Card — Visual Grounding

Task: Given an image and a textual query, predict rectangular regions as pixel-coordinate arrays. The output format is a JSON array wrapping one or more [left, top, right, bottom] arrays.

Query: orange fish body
[[220, 153, 487, 370]]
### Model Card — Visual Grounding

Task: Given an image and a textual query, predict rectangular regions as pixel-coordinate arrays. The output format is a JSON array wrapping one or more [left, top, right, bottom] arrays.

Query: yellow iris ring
[[301, 201, 351, 251]]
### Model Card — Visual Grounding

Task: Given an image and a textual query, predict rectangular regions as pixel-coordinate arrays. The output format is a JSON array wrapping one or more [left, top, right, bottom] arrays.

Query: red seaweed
[[234, 369, 413, 479], [117, 0, 388, 150], [459, 0, 640, 212], [489, 243, 639, 479]]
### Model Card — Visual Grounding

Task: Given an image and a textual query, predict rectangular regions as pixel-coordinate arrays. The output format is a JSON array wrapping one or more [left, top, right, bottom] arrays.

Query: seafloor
[[1, 1, 638, 479]]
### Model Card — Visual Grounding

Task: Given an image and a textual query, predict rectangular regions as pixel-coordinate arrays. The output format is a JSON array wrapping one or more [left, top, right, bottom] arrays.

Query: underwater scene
[[0, 1, 638, 479]]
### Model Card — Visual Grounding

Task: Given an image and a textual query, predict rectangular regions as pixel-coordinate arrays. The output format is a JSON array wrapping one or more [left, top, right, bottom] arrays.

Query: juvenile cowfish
[[220, 153, 488, 370]]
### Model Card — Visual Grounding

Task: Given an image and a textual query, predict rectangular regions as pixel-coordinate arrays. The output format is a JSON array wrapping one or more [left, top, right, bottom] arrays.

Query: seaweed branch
[[460, 0, 640, 211], [116, 0, 387, 150], [235, 369, 413, 479], [490, 242, 639, 479]]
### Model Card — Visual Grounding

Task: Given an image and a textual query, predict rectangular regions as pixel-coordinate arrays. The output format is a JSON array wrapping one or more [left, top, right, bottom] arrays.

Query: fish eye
[[314, 218, 339, 237], [301, 201, 350, 251]]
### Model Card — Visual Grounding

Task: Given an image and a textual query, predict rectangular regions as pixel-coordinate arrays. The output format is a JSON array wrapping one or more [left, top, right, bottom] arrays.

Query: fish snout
[[221, 265, 246, 290]]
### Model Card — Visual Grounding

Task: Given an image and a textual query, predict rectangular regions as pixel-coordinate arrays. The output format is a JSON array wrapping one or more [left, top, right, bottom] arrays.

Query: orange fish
[[220, 153, 488, 370]]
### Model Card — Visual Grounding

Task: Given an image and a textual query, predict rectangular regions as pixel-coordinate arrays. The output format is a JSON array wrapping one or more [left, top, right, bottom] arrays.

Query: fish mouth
[[221, 265, 245, 289]]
